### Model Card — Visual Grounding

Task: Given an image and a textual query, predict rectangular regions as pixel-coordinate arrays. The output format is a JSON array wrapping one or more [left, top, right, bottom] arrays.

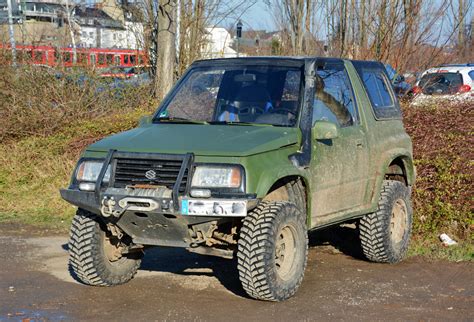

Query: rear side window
[[362, 71, 393, 107], [419, 73, 463, 95], [469, 70, 474, 81], [353, 61, 401, 119]]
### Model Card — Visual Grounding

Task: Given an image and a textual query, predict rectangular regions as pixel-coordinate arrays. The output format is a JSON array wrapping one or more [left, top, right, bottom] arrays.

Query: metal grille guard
[[94, 149, 194, 211]]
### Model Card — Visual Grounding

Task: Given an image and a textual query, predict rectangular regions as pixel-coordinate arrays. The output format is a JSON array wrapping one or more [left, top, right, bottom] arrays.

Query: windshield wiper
[[155, 117, 208, 125], [208, 121, 273, 126]]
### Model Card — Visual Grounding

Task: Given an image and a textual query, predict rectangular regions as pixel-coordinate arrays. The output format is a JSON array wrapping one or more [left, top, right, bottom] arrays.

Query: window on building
[[130, 55, 136, 64], [90, 54, 96, 65], [124, 55, 129, 64], [312, 63, 357, 127], [114, 55, 120, 65]]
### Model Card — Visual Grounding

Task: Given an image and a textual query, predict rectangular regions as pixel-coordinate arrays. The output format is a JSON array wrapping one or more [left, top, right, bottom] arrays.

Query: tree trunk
[[155, 0, 177, 100]]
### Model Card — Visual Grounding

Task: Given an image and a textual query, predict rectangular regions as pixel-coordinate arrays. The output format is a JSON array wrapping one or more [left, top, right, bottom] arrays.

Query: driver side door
[[310, 62, 369, 227]]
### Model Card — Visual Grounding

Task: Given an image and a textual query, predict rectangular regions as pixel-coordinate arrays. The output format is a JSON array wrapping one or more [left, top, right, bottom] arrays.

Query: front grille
[[113, 156, 188, 193]]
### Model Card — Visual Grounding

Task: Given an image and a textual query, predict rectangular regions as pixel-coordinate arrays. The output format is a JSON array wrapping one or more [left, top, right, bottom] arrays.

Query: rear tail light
[[458, 85, 471, 93], [412, 86, 422, 94]]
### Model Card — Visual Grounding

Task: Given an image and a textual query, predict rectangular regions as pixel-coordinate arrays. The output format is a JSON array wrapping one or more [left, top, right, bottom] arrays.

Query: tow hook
[[101, 197, 125, 218]]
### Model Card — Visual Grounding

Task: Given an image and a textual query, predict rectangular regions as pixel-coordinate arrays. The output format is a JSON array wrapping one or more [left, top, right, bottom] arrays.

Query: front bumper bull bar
[[60, 187, 256, 247]]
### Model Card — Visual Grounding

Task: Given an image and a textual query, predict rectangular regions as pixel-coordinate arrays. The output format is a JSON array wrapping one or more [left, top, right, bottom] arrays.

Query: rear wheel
[[69, 209, 142, 286], [359, 180, 412, 263], [237, 201, 308, 301]]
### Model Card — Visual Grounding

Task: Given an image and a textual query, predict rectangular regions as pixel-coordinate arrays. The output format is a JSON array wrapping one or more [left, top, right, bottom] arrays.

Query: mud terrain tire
[[237, 201, 308, 301], [69, 209, 142, 286], [359, 180, 412, 263]]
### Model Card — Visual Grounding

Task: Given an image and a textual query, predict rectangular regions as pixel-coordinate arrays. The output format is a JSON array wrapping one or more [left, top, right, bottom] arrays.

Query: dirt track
[[0, 224, 473, 321]]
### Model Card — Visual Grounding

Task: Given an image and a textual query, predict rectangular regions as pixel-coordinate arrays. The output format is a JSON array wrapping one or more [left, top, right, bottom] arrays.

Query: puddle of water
[[1, 309, 68, 321]]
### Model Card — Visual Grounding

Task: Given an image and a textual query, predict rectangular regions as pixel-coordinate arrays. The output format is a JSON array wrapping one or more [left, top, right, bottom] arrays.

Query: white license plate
[[181, 199, 247, 217]]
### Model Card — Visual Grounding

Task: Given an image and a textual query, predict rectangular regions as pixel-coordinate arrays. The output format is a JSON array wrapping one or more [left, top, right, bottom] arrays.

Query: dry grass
[[0, 64, 157, 227]]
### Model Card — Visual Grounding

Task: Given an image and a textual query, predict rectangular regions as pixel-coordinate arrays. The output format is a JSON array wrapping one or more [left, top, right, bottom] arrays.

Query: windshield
[[419, 72, 463, 95], [155, 65, 303, 126]]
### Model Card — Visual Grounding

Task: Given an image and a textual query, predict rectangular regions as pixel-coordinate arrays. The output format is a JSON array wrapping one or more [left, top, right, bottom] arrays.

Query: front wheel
[[359, 180, 413, 263], [69, 209, 142, 286], [237, 201, 308, 301]]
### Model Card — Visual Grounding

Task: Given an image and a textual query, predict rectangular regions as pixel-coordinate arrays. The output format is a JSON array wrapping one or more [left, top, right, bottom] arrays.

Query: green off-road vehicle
[[61, 57, 415, 301]]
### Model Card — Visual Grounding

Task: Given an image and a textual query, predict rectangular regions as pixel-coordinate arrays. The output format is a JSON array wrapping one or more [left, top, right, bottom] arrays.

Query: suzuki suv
[[61, 57, 415, 301]]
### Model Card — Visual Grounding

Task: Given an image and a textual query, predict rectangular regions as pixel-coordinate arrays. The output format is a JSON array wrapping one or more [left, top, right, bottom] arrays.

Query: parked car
[[384, 64, 412, 97], [411, 63, 474, 105], [61, 57, 415, 302]]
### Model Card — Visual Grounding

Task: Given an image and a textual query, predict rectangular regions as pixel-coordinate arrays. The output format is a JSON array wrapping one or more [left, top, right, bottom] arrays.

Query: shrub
[[0, 65, 156, 141], [402, 102, 473, 240]]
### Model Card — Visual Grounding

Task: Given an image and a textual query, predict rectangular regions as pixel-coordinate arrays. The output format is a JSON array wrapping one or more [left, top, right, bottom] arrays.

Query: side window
[[106, 54, 114, 65], [312, 64, 357, 127], [361, 70, 393, 107], [282, 70, 301, 100], [62, 52, 71, 63], [468, 70, 474, 82], [353, 61, 401, 119], [98, 54, 105, 65]]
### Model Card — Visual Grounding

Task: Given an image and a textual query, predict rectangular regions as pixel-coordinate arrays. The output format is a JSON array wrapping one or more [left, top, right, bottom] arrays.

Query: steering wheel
[[272, 108, 297, 117], [239, 106, 265, 116]]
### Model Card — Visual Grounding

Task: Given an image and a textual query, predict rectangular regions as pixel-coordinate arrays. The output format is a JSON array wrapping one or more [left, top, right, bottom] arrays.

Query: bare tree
[[155, 0, 177, 100], [267, 0, 473, 70]]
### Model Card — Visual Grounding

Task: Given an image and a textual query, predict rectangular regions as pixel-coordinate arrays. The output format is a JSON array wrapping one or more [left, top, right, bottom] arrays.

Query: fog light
[[79, 182, 96, 191], [190, 189, 211, 198]]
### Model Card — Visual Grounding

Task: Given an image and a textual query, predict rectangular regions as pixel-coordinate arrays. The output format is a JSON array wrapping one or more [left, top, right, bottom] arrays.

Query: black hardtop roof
[[193, 56, 340, 67], [192, 56, 383, 69]]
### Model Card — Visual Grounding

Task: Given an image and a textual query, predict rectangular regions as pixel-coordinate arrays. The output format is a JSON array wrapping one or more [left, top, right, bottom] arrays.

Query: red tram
[[0, 44, 147, 67]]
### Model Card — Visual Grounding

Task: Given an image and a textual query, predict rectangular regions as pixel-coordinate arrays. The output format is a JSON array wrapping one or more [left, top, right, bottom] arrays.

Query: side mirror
[[138, 115, 152, 127], [312, 120, 339, 140], [393, 75, 405, 84]]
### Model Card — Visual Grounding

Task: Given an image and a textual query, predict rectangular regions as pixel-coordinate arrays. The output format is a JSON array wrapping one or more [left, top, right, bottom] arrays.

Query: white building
[[202, 27, 237, 58], [74, 5, 143, 50]]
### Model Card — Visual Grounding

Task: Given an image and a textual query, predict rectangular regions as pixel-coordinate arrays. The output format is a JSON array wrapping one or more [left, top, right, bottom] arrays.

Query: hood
[[88, 123, 300, 157]]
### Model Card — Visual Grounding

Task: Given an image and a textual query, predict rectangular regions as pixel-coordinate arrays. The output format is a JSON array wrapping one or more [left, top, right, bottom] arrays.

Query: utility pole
[[6, 0, 17, 67], [64, 0, 77, 63], [236, 20, 242, 57]]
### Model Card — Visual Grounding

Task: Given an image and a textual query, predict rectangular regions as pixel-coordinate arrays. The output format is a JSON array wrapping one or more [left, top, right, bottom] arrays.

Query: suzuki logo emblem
[[145, 170, 157, 180]]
